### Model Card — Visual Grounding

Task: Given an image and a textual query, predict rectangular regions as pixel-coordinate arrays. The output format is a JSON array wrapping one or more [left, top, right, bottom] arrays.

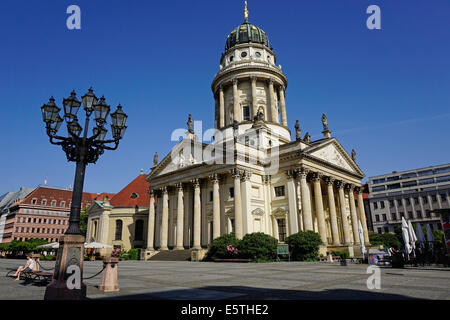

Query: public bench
[[5, 268, 53, 283]]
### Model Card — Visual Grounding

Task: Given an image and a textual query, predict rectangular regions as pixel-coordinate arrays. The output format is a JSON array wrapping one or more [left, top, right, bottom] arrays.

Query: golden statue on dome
[[244, 1, 249, 22]]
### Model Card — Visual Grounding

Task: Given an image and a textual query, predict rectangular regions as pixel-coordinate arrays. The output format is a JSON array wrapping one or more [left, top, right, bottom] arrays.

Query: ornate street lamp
[[40, 88, 127, 300]]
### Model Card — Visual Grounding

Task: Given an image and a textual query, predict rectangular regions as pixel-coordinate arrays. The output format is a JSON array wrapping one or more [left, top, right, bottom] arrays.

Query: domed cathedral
[[145, 3, 371, 261]]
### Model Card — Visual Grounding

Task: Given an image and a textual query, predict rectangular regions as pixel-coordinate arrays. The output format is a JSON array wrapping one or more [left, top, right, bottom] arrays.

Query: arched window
[[135, 219, 144, 241], [114, 220, 123, 241]]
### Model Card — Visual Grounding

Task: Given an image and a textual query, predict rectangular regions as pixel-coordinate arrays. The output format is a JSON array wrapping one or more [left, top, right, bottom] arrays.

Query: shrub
[[44, 254, 54, 261], [124, 249, 139, 260], [332, 249, 349, 260], [206, 233, 241, 260], [286, 231, 323, 261], [369, 233, 401, 250], [238, 232, 278, 261]]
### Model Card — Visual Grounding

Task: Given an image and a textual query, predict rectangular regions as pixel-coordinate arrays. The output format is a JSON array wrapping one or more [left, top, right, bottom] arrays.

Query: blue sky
[[0, 0, 449, 194]]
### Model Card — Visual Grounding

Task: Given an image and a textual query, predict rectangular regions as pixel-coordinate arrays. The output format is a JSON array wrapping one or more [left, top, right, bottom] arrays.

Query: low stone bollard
[[99, 257, 120, 292], [31, 253, 41, 271]]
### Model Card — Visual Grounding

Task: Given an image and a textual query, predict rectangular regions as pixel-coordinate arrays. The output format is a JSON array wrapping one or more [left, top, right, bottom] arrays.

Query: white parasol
[[401, 217, 411, 259], [407, 220, 417, 256]]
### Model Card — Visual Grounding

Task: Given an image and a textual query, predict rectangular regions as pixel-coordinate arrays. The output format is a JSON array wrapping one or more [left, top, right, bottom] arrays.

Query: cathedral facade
[[145, 7, 370, 259]]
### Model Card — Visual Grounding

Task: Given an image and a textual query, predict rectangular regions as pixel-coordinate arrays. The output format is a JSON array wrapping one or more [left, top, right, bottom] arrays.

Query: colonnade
[[214, 77, 288, 128], [146, 167, 370, 251]]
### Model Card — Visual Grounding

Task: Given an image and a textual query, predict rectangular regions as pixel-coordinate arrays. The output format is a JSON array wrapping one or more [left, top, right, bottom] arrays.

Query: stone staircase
[[149, 249, 192, 261]]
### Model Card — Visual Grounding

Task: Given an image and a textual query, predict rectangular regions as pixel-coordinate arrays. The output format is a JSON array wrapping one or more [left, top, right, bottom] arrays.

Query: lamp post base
[[44, 234, 87, 300]]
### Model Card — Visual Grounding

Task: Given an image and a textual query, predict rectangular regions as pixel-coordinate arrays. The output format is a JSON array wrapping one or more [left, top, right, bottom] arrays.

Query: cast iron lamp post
[[40, 88, 127, 299]]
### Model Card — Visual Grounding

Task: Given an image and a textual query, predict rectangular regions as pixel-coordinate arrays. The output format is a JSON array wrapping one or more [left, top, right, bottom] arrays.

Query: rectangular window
[[384, 227, 389, 233], [432, 195, 437, 202], [387, 183, 401, 190], [422, 197, 428, 204], [274, 186, 285, 197], [389, 200, 394, 207], [416, 211, 422, 218], [372, 186, 385, 192], [391, 213, 397, 220], [414, 197, 419, 204], [382, 214, 387, 221], [380, 201, 385, 209], [277, 219, 287, 242], [408, 211, 413, 219], [425, 210, 431, 218], [229, 187, 234, 199], [375, 215, 380, 222], [372, 178, 385, 184], [373, 202, 378, 209], [405, 199, 411, 205], [440, 194, 447, 202], [419, 178, 434, 185], [397, 199, 402, 207], [386, 176, 400, 182], [377, 227, 382, 234], [418, 170, 433, 176], [402, 180, 417, 188], [209, 191, 213, 202], [401, 172, 417, 179], [243, 106, 250, 121]]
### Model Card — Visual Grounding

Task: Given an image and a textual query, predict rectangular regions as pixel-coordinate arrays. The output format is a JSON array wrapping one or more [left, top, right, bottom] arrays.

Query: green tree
[[286, 231, 323, 261], [393, 227, 405, 248], [80, 206, 89, 237], [369, 233, 401, 249]]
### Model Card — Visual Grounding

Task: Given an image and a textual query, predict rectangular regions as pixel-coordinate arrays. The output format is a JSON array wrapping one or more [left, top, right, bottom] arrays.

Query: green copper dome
[[225, 21, 271, 51]]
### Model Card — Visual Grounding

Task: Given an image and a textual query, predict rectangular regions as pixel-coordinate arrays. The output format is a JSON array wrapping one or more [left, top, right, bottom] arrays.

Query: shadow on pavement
[[90, 285, 420, 300]]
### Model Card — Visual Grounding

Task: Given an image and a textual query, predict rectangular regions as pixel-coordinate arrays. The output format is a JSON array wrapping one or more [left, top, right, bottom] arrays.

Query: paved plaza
[[0, 259, 448, 300]]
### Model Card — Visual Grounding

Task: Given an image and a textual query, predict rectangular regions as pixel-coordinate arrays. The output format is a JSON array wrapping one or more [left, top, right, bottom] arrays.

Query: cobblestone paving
[[0, 259, 448, 300]]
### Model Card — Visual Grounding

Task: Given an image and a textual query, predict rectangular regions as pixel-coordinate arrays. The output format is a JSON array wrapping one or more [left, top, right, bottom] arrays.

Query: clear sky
[[0, 0, 449, 195]]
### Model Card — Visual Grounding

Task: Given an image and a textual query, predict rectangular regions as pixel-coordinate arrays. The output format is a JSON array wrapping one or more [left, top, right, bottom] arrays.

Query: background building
[[0, 187, 34, 242], [1, 186, 112, 243], [368, 163, 450, 233], [87, 173, 149, 254]]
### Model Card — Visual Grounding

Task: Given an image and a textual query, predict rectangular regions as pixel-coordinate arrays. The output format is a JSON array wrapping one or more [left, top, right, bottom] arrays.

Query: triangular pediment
[[149, 138, 208, 179], [305, 139, 364, 177]]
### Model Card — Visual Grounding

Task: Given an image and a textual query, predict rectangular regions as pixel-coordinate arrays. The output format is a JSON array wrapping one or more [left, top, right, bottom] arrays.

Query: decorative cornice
[[230, 168, 242, 179], [334, 179, 345, 189], [310, 172, 323, 182], [209, 173, 219, 184], [297, 167, 309, 179]]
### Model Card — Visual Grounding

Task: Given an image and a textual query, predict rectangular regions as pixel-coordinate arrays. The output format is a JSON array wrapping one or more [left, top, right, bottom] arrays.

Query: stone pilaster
[[232, 78, 239, 122], [346, 184, 360, 245], [192, 179, 201, 249], [240, 170, 252, 235], [175, 183, 184, 250], [231, 168, 243, 239], [324, 176, 340, 245], [285, 169, 299, 235], [355, 186, 370, 245], [160, 187, 169, 250], [279, 86, 287, 127], [267, 78, 278, 123], [210, 174, 221, 240], [312, 172, 328, 244], [219, 84, 225, 128], [336, 180, 351, 245], [146, 190, 155, 250], [299, 168, 313, 231], [251, 76, 258, 119]]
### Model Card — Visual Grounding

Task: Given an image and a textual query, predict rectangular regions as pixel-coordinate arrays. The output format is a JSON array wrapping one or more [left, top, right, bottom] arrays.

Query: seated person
[[12, 254, 35, 281]]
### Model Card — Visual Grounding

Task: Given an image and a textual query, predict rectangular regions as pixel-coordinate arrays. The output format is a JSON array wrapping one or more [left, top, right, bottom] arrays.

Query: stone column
[[232, 78, 239, 122], [240, 170, 252, 234], [272, 216, 279, 240], [312, 172, 327, 244], [299, 168, 313, 231], [160, 187, 169, 250], [324, 176, 340, 245], [251, 76, 258, 118], [347, 184, 360, 245], [192, 179, 201, 249], [210, 174, 221, 240], [231, 168, 243, 239], [219, 84, 225, 128], [336, 180, 351, 245], [279, 86, 287, 127], [175, 183, 184, 250], [146, 190, 155, 250], [267, 78, 278, 123], [355, 186, 370, 245], [286, 170, 299, 235]]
